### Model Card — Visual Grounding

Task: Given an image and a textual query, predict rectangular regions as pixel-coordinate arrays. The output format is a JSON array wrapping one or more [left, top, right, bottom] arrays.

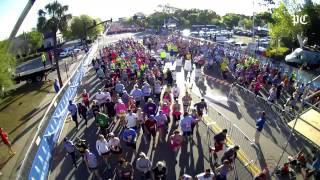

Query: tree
[[255, 12, 274, 26], [222, 13, 241, 28], [37, 1, 71, 86], [26, 28, 43, 53], [269, 2, 301, 49], [0, 41, 16, 93], [238, 18, 253, 29], [70, 15, 104, 41], [300, 1, 320, 45]]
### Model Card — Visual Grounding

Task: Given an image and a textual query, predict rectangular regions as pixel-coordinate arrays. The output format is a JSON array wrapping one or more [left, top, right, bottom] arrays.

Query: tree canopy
[[0, 41, 16, 91], [268, 0, 320, 48], [26, 28, 43, 53], [70, 15, 104, 40]]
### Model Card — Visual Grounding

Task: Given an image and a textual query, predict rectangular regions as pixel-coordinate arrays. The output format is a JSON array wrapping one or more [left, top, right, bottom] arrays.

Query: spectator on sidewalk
[[254, 111, 266, 144], [63, 137, 77, 168], [136, 152, 152, 179], [68, 100, 79, 129], [41, 52, 46, 68], [53, 79, 60, 93], [0, 128, 15, 155]]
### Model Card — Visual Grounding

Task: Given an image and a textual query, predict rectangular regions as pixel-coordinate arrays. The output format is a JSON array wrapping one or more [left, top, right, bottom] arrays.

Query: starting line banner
[[28, 42, 98, 180]]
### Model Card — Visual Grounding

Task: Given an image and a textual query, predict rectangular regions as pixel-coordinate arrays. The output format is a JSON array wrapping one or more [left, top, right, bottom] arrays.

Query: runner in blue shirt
[[122, 127, 137, 152], [180, 112, 193, 141]]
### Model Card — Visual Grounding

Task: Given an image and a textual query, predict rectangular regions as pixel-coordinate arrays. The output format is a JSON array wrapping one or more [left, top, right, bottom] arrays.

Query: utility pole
[[9, 0, 36, 42], [252, 0, 255, 42]]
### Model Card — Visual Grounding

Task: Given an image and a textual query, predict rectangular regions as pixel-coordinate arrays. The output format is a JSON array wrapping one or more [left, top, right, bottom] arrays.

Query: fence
[[16, 41, 99, 180], [202, 105, 261, 178]]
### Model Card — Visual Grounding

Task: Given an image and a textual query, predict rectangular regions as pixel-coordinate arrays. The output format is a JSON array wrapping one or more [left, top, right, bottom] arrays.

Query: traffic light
[[110, 18, 112, 22]]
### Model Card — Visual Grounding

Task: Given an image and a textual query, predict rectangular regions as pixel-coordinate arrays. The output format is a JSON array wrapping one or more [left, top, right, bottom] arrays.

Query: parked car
[[59, 51, 69, 58], [73, 48, 81, 54]]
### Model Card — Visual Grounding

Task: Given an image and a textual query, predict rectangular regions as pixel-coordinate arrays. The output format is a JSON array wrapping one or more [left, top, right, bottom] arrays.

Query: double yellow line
[[203, 116, 261, 176]]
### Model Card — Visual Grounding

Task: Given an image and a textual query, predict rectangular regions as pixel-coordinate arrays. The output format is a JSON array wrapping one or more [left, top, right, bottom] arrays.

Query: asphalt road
[[48, 32, 313, 180], [49, 33, 254, 180]]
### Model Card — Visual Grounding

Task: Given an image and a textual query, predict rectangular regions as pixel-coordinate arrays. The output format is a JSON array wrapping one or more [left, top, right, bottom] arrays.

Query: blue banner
[[28, 43, 97, 180]]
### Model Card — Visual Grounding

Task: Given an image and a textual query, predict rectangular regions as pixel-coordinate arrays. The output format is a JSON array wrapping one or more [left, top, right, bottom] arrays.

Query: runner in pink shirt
[[115, 99, 127, 128]]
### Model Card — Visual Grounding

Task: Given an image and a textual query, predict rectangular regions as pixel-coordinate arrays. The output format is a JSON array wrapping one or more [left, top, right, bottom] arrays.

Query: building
[[43, 30, 64, 48]]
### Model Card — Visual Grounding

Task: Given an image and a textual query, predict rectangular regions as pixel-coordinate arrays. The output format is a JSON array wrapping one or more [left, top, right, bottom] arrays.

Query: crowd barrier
[[231, 83, 297, 123], [16, 40, 99, 180], [202, 105, 261, 177]]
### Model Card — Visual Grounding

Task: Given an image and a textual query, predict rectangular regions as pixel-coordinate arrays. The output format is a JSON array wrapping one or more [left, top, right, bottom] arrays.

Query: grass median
[[0, 81, 55, 168]]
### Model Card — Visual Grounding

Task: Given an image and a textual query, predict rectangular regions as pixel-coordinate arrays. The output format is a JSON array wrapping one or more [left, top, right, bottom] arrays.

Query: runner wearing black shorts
[[194, 99, 208, 117]]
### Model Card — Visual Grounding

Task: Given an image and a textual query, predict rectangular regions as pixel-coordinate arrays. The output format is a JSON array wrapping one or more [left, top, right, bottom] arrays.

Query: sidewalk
[[0, 53, 84, 180]]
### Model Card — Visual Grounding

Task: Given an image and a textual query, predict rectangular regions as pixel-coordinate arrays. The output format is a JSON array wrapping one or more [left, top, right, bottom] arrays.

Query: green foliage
[[70, 15, 104, 40], [269, 1, 320, 48], [0, 41, 16, 90], [238, 18, 253, 29], [269, 2, 301, 49], [266, 47, 290, 61], [255, 12, 274, 26], [222, 13, 242, 29], [300, 2, 320, 45], [26, 28, 43, 53], [37, 1, 72, 35]]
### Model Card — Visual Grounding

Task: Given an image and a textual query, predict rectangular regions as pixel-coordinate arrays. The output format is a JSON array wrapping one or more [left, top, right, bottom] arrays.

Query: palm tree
[[37, 1, 71, 86]]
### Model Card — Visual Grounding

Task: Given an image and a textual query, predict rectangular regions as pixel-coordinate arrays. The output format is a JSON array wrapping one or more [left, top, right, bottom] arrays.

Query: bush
[[266, 47, 290, 61]]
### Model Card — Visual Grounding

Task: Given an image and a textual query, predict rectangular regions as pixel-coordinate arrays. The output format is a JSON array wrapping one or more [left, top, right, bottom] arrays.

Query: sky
[[0, 0, 274, 40]]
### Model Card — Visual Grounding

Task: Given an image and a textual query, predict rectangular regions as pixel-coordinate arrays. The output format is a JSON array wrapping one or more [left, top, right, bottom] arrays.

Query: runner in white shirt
[[196, 169, 215, 180], [95, 89, 111, 111], [107, 132, 122, 158], [125, 109, 138, 130], [95, 134, 111, 169], [172, 83, 180, 100]]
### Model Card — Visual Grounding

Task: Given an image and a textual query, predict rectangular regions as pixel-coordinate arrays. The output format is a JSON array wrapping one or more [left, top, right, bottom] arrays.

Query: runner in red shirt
[[0, 128, 15, 155], [81, 89, 90, 107], [144, 115, 157, 148]]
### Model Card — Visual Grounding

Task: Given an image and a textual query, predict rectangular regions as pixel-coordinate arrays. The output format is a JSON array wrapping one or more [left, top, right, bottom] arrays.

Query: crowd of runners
[[63, 33, 319, 180]]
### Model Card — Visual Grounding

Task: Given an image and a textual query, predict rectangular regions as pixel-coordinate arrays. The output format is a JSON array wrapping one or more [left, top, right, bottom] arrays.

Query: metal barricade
[[202, 120, 254, 180], [203, 103, 261, 178]]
